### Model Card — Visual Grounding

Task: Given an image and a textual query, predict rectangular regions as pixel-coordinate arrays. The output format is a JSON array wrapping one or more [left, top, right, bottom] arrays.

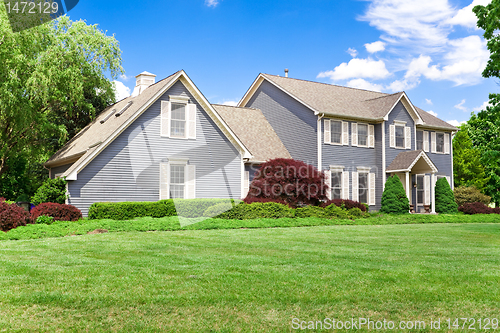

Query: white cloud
[[346, 79, 384, 92], [120, 74, 131, 81], [347, 48, 358, 57], [112, 81, 131, 102], [318, 58, 391, 81], [446, 0, 491, 28], [386, 79, 419, 92], [205, 0, 220, 7], [359, 0, 455, 51], [222, 100, 238, 106], [427, 110, 438, 117], [446, 119, 467, 127], [425, 98, 433, 105], [365, 41, 386, 53], [473, 100, 490, 112], [454, 99, 468, 112]]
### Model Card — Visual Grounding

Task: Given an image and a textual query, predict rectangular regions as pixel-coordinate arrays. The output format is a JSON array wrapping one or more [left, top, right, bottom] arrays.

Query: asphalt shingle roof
[[261, 74, 457, 130], [213, 104, 291, 162], [386, 150, 424, 171]]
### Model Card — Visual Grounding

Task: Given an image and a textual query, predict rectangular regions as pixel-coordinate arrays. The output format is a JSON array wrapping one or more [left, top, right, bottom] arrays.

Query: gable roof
[[213, 104, 291, 163], [386, 150, 437, 173], [239, 73, 457, 131], [45, 71, 252, 179]]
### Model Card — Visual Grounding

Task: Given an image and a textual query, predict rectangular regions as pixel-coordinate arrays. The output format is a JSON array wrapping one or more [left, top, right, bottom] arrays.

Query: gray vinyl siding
[[50, 164, 72, 179], [244, 81, 318, 168], [385, 101, 415, 171], [67, 80, 241, 216], [426, 130, 453, 179], [322, 120, 383, 211]]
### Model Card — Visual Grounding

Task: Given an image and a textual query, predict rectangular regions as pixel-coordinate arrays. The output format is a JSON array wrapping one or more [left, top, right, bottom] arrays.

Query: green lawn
[[0, 223, 499, 332]]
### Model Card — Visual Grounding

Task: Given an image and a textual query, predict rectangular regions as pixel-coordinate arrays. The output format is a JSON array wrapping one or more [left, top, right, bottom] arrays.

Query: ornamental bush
[[380, 175, 409, 214], [458, 202, 499, 215], [245, 158, 328, 208], [31, 203, 82, 222], [295, 205, 329, 218], [435, 178, 458, 214], [0, 201, 29, 231], [215, 202, 295, 220], [31, 177, 67, 205], [320, 199, 367, 212], [88, 200, 176, 220], [453, 186, 491, 207]]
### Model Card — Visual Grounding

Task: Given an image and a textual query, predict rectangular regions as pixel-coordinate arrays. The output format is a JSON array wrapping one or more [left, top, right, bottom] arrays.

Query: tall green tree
[[0, 9, 123, 181], [470, 1, 500, 205], [452, 125, 489, 191]]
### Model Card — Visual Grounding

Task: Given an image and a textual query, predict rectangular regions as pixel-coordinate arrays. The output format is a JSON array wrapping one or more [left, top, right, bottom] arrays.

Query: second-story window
[[358, 124, 368, 146], [416, 131, 423, 150], [331, 121, 342, 144], [436, 133, 444, 153], [171, 103, 186, 138], [395, 125, 405, 148]]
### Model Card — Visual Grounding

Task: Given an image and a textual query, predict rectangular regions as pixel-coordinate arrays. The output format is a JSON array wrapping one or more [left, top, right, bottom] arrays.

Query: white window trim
[[329, 166, 344, 200], [325, 119, 349, 146], [415, 174, 425, 206], [394, 120, 407, 125], [357, 166, 371, 173], [161, 96, 196, 140], [357, 122, 369, 148], [160, 158, 191, 200], [416, 130, 424, 150]]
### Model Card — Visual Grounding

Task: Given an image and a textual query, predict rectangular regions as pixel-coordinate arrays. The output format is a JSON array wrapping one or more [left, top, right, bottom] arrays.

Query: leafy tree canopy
[[452, 124, 489, 191], [0, 9, 123, 180]]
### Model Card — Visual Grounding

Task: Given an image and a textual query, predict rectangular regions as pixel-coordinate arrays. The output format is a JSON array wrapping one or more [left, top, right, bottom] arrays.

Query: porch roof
[[386, 150, 437, 174]]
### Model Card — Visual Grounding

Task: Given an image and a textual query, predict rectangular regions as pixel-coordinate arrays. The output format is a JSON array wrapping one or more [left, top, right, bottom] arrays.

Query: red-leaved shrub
[[0, 201, 29, 232], [246, 159, 328, 208], [458, 202, 499, 215], [31, 203, 82, 222], [0, 197, 5, 202], [320, 199, 367, 212]]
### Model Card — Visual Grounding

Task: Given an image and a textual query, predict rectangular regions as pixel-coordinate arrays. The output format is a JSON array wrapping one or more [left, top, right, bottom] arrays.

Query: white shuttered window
[[161, 97, 196, 139]]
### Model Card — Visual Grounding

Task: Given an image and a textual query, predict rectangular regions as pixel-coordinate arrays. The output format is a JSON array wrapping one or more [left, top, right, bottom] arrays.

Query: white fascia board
[[383, 93, 424, 125], [69, 71, 185, 179]]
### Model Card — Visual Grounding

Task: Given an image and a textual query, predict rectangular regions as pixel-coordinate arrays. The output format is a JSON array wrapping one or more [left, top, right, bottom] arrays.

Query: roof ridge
[[212, 104, 260, 111], [262, 73, 390, 95], [363, 91, 403, 102]]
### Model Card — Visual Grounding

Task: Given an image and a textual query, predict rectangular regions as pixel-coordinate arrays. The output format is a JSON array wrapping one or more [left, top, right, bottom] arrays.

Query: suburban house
[[45, 70, 457, 215]]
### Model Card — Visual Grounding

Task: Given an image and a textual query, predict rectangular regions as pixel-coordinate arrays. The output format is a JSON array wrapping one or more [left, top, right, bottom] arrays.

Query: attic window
[[115, 101, 134, 117], [100, 109, 117, 124]]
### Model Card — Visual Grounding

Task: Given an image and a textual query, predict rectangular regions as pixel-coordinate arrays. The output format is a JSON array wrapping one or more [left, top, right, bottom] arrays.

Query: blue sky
[[69, 0, 497, 126]]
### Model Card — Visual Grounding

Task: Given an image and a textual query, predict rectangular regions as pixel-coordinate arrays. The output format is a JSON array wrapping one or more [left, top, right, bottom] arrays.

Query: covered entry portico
[[386, 150, 438, 213]]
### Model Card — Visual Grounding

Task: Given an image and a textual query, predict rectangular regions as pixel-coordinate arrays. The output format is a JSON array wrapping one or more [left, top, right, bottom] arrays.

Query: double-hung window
[[395, 125, 405, 148], [358, 124, 368, 147], [161, 96, 196, 139], [170, 164, 185, 199], [358, 172, 368, 204], [416, 175, 424, 205], [436, 133, 444, 153], [331, 121, 342, 144], [170, 103, 186, 138], [416, 131, 423, 150], [331, 171, 342, 200]]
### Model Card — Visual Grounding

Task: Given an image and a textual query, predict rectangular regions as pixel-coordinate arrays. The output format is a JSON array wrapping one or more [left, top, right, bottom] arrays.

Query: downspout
[[450, 132, 455, 190], [317, 113, 324, 171], [382, 121, 386, 188]]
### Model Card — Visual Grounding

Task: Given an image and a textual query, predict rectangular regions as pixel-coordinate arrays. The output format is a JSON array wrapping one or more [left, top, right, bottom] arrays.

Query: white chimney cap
[[131, 71, 156, 97]]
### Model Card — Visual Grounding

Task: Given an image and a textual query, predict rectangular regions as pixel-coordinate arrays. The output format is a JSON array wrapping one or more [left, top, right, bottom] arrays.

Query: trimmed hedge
[[88, 201, 176, 220], [31, 178, 67, 205], [295, 205, 330, 218], [88, 199, 240, 220], [216, 202, 295, 220], [380, 175, 409, 214], [31, 203, 82, 222]]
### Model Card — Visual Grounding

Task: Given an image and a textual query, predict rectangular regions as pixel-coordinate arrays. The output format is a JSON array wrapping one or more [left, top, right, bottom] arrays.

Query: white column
[[431, 173, 436, 213], [405, 171, 410, 201]]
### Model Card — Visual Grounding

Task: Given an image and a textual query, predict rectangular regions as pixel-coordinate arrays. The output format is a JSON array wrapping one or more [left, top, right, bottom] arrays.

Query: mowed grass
[[0, 223, 499, 332]]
